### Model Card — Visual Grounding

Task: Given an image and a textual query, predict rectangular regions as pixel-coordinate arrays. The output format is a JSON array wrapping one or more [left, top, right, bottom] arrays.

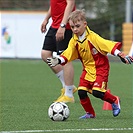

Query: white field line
[[0, 128, 133, 133]]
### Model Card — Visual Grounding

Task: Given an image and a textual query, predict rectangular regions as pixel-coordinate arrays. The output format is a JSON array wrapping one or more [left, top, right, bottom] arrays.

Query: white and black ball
[[48, 102, 70, 121]]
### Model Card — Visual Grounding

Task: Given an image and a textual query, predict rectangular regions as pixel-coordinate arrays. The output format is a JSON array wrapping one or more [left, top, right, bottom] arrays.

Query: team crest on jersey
[[91, 48, 98, 55]]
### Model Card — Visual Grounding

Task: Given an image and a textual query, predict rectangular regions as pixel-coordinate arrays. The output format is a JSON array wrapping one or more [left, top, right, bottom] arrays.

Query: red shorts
[[78, 70, 108, 92]]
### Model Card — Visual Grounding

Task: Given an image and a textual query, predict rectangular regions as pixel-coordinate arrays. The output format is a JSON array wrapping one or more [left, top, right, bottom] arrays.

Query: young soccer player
[[47, 9, 133, 118]]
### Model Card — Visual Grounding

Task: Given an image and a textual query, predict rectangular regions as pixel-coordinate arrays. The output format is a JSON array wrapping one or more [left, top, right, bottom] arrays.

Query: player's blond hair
[[68, 9, 86, 23]]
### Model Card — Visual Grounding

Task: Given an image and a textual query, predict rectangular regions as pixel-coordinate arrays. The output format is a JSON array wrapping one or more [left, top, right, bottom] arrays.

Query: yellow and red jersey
[[61, 26, 122, 82]]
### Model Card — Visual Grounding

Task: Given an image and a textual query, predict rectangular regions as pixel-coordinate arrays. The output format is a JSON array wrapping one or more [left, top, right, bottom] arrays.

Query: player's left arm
[[114, 49, 133, 64], [61, 0, 75, 25]]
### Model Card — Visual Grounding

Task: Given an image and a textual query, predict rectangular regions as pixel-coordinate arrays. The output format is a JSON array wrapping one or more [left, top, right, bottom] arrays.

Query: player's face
[[69, 19, 87, 36]]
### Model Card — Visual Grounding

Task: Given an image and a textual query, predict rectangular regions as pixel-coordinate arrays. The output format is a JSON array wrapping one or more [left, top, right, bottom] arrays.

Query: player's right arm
[[47, 57, 64, 67], [47, 39, 78, 67], [41, 7, 51, 33]]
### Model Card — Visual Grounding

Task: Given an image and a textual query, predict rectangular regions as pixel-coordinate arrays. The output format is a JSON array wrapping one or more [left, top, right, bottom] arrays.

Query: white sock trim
[[56, 70, 65, 88]]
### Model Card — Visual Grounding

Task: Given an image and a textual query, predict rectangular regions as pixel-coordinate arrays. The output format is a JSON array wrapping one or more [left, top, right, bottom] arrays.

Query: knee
[[41, 50, 52, 62], [92, 90, 105, 99], [78, 90, 88, 99], [41, 50, 46, 62]]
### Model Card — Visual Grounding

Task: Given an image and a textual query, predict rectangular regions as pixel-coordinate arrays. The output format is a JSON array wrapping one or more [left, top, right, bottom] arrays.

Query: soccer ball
[[48, 102, 70, 121]]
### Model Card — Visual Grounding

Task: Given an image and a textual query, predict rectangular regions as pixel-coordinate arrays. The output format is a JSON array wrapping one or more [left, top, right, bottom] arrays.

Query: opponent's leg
[[54, 29, 77, 103], [41, 50, 64, 96], [56, 62, 77, 103], [41, 50, 76, 103]]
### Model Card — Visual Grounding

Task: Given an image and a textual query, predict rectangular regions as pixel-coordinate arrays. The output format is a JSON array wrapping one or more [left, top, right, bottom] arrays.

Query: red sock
[[103, 91, 117, 104], [80, 97, 95, 117]]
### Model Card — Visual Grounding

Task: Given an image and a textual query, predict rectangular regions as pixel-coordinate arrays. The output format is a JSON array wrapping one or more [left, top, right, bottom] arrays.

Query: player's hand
[[56, 27, 65, 41], [125, 56, 133, 64], [118, 52, 133, 64], [41, 20, 48, 33], [47, 57, 61, 67]]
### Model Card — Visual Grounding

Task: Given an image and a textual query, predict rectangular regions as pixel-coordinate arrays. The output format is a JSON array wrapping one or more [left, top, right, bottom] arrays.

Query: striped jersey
[[61, 26, 122, 82]]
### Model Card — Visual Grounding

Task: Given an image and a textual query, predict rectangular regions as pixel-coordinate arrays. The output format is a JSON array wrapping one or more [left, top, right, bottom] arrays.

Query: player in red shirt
[[47, 9, 133, 118], [41, 0, 77, 103]]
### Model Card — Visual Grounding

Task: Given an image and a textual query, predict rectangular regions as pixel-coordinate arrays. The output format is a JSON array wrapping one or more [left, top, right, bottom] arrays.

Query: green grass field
[[0, 59, 133, 133]]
